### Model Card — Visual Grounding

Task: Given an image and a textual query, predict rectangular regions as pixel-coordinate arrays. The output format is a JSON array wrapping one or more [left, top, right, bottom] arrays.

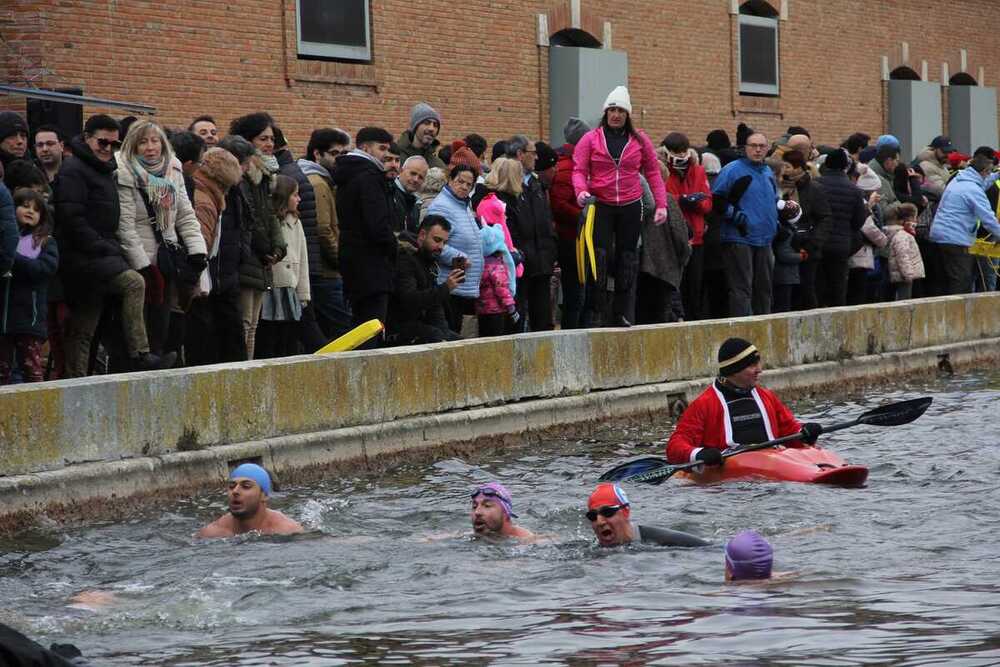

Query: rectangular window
[[738, 14, 779, 96], [296, 0, 371, 62]]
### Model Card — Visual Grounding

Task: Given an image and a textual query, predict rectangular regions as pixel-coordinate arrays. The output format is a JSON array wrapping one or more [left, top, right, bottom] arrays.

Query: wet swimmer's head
[[587, 483, 634, 547], [471, 482, 516, 537], [718, 337, 762, 389], [725, 530, 773, 581], [228, 463, 272, 518]]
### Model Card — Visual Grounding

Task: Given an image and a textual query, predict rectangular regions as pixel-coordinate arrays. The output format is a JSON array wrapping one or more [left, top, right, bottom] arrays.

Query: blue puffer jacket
[[930, 167, 1000, 246], [711, 158, 778, 247], [430, 185, 482, 299]]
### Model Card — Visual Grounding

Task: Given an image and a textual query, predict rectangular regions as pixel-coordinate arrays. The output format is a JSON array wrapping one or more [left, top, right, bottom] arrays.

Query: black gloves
[[679, 193, 707, 210], [187, 253, 208, 272], [800, 422, 823, 444], [695, 447, 724, 466]]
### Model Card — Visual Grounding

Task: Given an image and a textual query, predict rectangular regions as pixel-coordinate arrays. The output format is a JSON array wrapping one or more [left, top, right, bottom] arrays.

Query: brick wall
[[3, 0, 1000, 153]]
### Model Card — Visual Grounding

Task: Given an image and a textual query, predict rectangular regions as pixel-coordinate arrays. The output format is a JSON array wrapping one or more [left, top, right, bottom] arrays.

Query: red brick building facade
[[3, 0, 1000, 152]]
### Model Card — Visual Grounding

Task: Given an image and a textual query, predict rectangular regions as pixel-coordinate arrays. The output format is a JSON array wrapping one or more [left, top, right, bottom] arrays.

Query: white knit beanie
[[603, 86, 632, 114]]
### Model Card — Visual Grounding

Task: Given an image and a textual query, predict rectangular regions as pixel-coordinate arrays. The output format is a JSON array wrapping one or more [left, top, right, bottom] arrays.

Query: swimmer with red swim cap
[[587, 483, 709, 548], [197, 463, 304, 538], [470, 482, 536, 542]]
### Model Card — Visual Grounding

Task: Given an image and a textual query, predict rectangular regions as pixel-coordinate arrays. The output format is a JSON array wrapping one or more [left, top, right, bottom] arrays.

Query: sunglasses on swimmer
[[586, 505, 626, 522]]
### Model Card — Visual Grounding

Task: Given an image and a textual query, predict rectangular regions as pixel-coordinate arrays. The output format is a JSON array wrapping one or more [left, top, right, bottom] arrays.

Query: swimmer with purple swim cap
[[470, 482, 536, 542], [197, 463, 304, 538], [725, 530, 773, 581]]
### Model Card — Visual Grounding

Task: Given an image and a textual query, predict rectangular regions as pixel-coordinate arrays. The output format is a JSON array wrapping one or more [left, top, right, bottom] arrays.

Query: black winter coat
[[507, 175, 557, 277], [333, 153, 396, 300], [389, 234, 450, 334], [52, 136, 130, 300], [815, 169, 868, 259], [389, 181, 420, 235], [211, 186, 246, 295], [787, 176, 832, 258], [1, 234, 59, 338], [277, 149, 322, 277]]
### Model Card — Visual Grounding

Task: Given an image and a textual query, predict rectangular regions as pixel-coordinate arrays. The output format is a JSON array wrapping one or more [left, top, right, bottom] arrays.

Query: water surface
[[2, 370, 998, 665]]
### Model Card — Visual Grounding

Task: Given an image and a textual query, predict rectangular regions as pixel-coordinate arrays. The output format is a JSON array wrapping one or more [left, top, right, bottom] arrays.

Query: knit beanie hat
[[718, 337, 760, 376], [855, 164, 883, 192], [0, 111, 29, 142], [736, 123, 754, 148], [875, 134, 901, 150], [707, 129, 732, 151], [535, 141, 558, 172], [448, 146, 481, 175], [725, 530, 773, 580], [563, 117, 590, 146], [409, 102, 441, 133], [603, 86, 632, 114], [824, 147, 850, 172]]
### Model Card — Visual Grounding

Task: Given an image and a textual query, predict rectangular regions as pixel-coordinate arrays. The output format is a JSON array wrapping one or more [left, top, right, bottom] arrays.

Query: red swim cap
[[588, 483, 631, 516]]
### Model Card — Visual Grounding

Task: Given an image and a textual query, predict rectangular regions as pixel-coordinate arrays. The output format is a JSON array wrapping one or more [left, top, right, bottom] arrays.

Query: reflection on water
[[2, 371, 1000, 665]]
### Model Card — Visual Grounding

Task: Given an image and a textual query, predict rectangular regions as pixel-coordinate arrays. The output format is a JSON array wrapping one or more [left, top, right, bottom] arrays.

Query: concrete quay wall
[[1, 294, 998, 529]]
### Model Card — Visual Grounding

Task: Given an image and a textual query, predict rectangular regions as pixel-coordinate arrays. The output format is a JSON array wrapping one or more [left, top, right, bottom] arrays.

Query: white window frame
[[296, 0, 372, 62], [738, 13, 780, 96]]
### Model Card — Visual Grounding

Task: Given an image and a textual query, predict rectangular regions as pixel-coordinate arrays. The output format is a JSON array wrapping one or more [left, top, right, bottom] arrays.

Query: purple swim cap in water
[[725, 530, 773, 580], [471, 482, 517, 518]]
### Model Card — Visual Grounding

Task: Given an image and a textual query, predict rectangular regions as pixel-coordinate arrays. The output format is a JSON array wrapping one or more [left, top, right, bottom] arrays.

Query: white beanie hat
[[603, 86, 632, 114]]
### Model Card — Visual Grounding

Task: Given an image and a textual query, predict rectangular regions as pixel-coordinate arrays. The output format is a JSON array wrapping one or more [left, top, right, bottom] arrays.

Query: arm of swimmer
[[638, 525, 711, 547]]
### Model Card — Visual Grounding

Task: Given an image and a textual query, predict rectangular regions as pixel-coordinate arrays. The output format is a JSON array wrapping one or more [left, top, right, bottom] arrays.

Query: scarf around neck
[[131, 154, 176, 218], [780, 167, 806, 202]]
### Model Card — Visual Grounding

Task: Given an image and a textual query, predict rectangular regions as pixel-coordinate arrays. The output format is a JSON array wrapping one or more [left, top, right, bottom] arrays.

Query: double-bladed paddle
[[598, 396, 933, 485]]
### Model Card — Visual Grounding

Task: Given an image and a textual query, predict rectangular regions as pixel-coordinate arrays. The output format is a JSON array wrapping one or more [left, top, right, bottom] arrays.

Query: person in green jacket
[[397, 102, 446, 170]]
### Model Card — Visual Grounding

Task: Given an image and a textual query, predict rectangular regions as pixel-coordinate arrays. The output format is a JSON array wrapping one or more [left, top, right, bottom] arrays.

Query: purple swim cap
[[725, 530, 773, 580], [471, 482, 517, 518]]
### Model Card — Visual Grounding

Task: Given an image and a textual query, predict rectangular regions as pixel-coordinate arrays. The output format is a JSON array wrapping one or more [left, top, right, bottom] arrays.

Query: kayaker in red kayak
[[666, 337, 823, 466], [587, 483, 709, 547]]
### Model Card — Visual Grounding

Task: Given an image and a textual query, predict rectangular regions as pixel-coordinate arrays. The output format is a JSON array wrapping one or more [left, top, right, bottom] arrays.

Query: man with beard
[[382, 142, 402, 181], [197, 463, 303, 537], [389, 155, 427, 235], [470, 482, 536, 542], [586, 483, 709, 548], [397, 102, 446, 170], [389, 214, 464, 344]]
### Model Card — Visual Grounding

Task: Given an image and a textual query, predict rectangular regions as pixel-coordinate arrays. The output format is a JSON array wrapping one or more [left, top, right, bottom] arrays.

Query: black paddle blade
[[857, 396, 932, 427], [598, 457, 669, 482]]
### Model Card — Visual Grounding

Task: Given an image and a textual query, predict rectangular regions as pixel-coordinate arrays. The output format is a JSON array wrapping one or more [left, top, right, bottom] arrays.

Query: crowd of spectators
[[0, 89, 997, 382]]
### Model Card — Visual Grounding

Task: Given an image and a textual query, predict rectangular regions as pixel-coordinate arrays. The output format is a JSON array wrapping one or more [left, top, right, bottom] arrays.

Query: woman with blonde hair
[[117, 119, 207, 358], [477, 157, 524, 265]]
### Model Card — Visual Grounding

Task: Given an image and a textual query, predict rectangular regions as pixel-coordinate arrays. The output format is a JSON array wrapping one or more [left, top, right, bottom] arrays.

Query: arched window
[[738, 1, 780, 96], [550, 28, 601, 48], [889, 66, 921, 81], [949, 72, 978, 86]]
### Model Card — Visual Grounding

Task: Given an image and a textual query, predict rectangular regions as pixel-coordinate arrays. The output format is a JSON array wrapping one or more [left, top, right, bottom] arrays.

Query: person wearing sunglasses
[[587, 483, 708, 548], [471, 482, 536, 542]]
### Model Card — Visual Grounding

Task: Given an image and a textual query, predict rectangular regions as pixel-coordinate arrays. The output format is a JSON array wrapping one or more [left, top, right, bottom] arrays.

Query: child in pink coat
[[476, 224, 518, 336]]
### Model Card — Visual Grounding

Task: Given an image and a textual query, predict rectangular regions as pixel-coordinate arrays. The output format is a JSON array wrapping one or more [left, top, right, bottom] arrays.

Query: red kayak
[[674, 446, 868, 487]]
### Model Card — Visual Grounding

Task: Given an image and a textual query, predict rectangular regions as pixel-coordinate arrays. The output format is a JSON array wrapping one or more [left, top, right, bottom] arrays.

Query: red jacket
[[666, 383, 804, 464], [665, 164, 712, 246], [549, 145, 581, 241], [572, 127, 667, 209]]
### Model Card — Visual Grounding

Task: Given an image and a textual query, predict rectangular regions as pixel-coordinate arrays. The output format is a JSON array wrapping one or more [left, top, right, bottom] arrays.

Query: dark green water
[[1, 369, 998, 665]]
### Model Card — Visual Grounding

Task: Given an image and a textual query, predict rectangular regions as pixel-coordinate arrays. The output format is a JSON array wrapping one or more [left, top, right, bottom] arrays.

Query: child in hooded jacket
[[476, 224, 518, 337], [0, 189, 59, 383], [884, 202, 925, 300]]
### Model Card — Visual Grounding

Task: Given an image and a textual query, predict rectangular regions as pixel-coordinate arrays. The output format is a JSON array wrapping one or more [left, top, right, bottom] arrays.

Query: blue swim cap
[[229, 463, 272, 496]]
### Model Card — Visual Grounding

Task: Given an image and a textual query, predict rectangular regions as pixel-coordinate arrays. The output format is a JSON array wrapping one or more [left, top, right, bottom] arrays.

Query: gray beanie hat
[[563, 117, 590, 146], [409, 102, 441, 133]]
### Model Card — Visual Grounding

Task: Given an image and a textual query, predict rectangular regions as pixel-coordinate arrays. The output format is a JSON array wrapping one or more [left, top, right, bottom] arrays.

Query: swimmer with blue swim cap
[[197, 463, 303, 538]]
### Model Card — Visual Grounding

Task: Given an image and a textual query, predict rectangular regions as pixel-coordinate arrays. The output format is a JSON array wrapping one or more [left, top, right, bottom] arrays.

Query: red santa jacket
[[549, 145, 581, 241], [666, 382, 803, 463]]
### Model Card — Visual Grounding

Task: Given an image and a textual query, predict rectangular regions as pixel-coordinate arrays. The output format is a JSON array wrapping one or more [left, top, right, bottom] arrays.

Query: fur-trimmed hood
[[198, 147, 242, 190]]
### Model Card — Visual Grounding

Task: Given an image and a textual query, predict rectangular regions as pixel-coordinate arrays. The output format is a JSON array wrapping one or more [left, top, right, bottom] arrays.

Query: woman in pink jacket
[[572, 86, 668, 326]]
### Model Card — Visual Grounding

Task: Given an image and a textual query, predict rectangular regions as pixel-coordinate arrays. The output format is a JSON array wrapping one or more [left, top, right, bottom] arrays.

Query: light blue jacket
[[711, 158, 779, 247], [929, 167, 1000, 247], [429, 185, 483, 299]]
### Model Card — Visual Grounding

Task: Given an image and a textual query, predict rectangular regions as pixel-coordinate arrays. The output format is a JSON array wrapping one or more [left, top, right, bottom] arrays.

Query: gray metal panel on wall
[[888, 80, 942, 162], [548, 47, 628, 144], [948, 86, 999, 154]]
